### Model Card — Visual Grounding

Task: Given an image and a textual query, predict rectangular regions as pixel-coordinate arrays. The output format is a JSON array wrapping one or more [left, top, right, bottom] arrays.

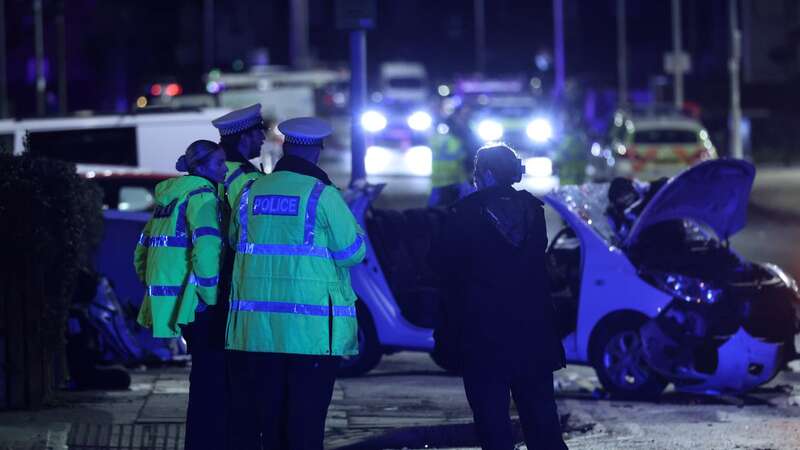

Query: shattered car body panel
[[544, 184, 672, 363], [544, 159, 799, 395]]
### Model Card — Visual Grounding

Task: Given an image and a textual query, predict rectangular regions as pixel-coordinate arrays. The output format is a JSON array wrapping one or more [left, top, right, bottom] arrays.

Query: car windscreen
[[26, 127, 138, 166], [388, 78, 424, 88], [548, 184, 618, 245], [633, 129, 698, 144]]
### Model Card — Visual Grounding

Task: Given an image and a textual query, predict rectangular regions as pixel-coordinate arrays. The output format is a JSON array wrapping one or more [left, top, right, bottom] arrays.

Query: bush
[[0, 152, 103, 408]]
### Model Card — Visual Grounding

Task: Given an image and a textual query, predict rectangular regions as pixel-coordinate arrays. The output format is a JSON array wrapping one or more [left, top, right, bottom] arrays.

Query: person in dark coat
[[432, 143, 568, 450]]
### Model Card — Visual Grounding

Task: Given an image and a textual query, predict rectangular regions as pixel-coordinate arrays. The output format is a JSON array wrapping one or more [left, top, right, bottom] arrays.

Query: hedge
[[0, 152, 103, 409]]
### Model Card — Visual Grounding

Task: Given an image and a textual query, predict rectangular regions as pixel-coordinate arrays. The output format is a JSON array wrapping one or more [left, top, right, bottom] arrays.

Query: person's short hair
[[474, 143, 524, 186], [176, 139, 219, 173]]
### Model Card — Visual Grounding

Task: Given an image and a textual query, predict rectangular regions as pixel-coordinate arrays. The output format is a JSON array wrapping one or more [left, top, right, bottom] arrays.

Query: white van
[[1, 108, 232, 175]]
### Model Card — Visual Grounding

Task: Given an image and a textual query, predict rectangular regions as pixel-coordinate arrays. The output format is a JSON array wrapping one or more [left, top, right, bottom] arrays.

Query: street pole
[[56, 0, 67, 115], [0, 0, 8, 118], [474, 0, 486, 74], [553, 0, 565, 101], [729, 0, 742, 159], [616, 0, 627, 109], [34, 0, 46, 116], [203, 0, 214, 72], [349, 30, 367, 185], [290, 0, 310, 69], [671, 0, 683, 109]]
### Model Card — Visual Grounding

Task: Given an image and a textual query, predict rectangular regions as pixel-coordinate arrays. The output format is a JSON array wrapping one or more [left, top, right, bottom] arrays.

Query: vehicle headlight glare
[[404, 146, 432, 176], [526, 118, 553, 143], [365, 146, 392, 174], [361, 111, 387, 133], [477, 120, 504, 141], [524, 157, 553, 177], [407, 111, 432, 131], [655, 273, 722, 304]]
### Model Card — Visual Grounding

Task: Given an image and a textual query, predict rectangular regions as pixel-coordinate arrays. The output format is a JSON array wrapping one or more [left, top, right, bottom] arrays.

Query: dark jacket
[[432, 185, 566, 372]]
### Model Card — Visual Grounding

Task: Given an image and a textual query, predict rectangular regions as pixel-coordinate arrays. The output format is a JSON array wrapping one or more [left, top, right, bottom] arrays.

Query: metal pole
[[729, 0, 742, 159], [671, 0, 683, 109], [349, 30, 367, 185], [0, 0, 8, 118], [56, 0, 67, 114], [553, 0, 565, 100], [34, 0, 46, 116], [616, 0, 627, 108], [474, 0, 486, 73], [203, 0, 215, 72], [290, 0, 310, 69]]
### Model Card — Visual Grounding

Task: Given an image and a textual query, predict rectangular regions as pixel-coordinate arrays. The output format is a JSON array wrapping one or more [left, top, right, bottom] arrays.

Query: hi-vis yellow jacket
[[225, 170, 366, 355], [135, 176, 222, 338]]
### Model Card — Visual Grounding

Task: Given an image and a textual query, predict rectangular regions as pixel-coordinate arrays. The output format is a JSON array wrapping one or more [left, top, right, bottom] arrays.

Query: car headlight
[[524, 157, 553, 177], [365, 146, 392, 174], [407, 111, 432, 131], [361, 111, 387, 133], [526, 118, 553, 143], [476, 119, 504, 141], [652, 273, 722, 304], [404, 145, 432, 176]]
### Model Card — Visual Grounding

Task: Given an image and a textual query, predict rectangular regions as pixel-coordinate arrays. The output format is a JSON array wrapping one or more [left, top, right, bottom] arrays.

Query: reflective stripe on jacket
[[226, 171, 366, 355], [134, 176, 223, 338]]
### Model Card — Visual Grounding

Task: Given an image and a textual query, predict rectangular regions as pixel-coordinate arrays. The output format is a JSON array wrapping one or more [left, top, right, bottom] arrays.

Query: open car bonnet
[[624, 159, 756, 247]]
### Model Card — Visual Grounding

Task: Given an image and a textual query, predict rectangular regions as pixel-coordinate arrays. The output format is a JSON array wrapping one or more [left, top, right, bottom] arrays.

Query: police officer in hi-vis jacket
[[225, 117, 366, 450], [134, 140, 227, 450]]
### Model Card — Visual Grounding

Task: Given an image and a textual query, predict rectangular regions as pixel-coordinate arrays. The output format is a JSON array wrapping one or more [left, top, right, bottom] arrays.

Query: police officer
[[211, 103, 265, 210], [211, 104, 266, 365], [432, 143, 568, 450], [555, 114, 589, 186], [429, 105, 475, 207], [225, 117, 366, 450], [134, 140, 227, 450]]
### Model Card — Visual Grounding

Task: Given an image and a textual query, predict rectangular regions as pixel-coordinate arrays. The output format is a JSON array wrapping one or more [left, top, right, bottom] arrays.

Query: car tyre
[[589, 313, 668, 400], [337, 300, 382, 377]]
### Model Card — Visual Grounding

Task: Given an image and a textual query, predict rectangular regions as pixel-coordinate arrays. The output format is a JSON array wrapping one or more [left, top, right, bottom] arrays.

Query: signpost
[[336, 0, 376, 186]]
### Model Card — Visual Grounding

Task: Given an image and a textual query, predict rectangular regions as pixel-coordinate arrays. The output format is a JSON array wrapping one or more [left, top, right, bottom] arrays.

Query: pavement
[[0, 358, 602, 450]]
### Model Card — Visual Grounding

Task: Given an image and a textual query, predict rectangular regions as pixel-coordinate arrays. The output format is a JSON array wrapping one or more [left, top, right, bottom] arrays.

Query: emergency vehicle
[[453, 77, 560, 194], [597, 109, 718, 181]]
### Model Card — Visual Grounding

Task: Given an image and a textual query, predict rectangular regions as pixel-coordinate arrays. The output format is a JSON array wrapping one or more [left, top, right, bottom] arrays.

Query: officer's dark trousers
[[462, 359, 568, 450], [181, 305, 228, 450], [227, 351, 340, 450]]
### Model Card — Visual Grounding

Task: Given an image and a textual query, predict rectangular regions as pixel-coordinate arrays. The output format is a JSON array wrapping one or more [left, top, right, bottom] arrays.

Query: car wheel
[[337, 300, 382, 377], [590, 313, 668, 399]]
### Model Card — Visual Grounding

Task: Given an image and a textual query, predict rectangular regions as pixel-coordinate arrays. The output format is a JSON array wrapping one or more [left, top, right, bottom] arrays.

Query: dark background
[[5, 1, 800, 118]]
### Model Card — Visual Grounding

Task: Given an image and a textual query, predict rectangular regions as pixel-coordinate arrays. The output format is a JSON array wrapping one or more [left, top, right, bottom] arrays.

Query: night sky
[[5, 0, 739, 117]]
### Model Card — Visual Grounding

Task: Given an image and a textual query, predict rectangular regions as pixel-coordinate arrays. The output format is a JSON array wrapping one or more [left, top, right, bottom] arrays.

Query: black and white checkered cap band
[[218, 117, 263, 136], [284, 134, 324, 145]]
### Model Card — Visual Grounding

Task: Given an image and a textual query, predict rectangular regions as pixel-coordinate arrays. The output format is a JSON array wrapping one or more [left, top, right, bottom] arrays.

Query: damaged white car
[[546, 159, 800, 397]]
